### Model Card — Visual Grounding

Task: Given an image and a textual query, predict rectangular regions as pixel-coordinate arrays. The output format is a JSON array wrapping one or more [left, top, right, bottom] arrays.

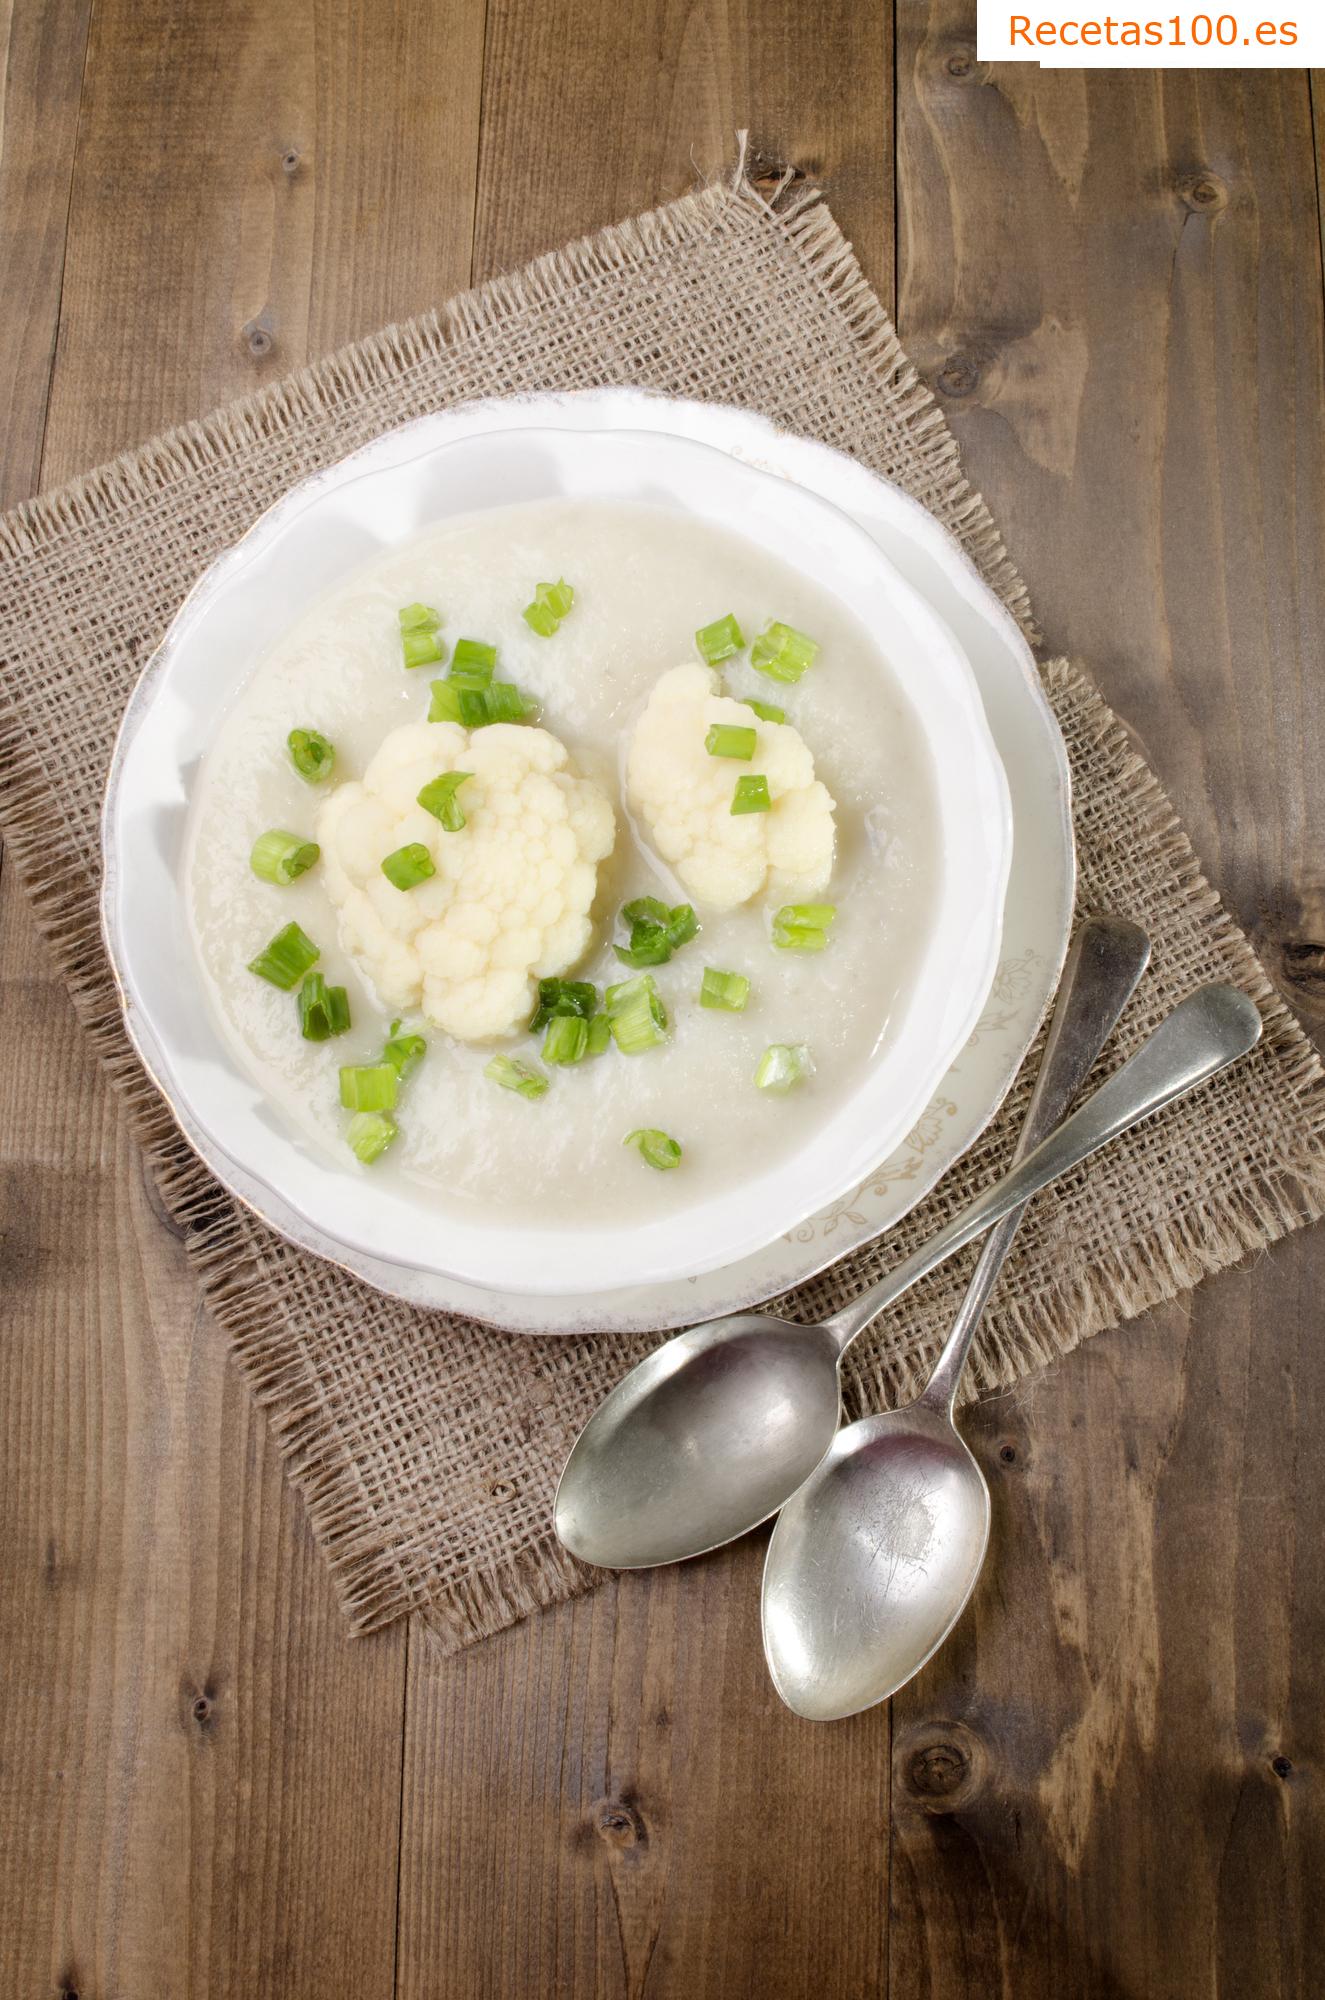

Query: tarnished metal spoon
[[762, 917, 1149, 1720], [554, 974, 1261, 1572]]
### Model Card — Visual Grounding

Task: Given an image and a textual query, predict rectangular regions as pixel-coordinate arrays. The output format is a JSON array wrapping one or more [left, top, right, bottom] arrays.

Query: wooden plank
[[469, 0, 895, 309], [0, 1, 486, 1993], [894, 30, 1325, 1994], [397, 1547, 889, 1999], [394, 12, 898, 1994], [0, 0, 92, 506]]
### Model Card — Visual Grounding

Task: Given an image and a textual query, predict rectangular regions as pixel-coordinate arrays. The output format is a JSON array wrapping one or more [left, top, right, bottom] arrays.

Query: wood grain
[[0, 2, 485, 1995], [892, 14, 1325, 1994], [2, 4, 1324, 1995], [0, 0, 92, 506], [470, 0, 894, 307]]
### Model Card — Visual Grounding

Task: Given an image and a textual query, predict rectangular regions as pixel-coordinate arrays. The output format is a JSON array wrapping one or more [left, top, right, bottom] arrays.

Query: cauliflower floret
[[318, 721, 614, 1040], [625, 663, 836, 910]]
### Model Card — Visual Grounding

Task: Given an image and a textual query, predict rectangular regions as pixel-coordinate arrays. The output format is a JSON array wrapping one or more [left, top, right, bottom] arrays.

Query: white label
[[976, 0, 1321, 64]]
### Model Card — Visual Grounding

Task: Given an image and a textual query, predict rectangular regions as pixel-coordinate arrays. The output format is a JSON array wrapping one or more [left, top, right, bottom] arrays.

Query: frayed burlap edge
[[2, 163, 1320, 1647]]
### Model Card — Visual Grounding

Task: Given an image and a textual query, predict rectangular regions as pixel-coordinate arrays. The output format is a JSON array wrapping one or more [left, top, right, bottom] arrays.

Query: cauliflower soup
[[186, 498, 943, 1228]]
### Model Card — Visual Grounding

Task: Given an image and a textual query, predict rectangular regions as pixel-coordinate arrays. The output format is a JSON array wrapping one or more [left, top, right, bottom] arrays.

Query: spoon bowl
[[554, 1316, 842, 1567], [762, 1405, 991, 1720]]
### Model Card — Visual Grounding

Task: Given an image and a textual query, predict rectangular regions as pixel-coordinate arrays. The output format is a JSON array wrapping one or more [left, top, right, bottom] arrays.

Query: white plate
[[104, 389, 1072, 1331]]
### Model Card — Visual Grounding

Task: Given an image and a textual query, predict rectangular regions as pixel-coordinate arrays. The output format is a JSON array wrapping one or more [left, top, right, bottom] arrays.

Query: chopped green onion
[[247, 921, 319, 989], [586, 1014, 612, 1056], [771, 902, 837, 952], [623, 1127, 683, 1170], [339, 1063, 398, 1112], [428, 677, 535, 727], [695, 613, 745, 665], [450, 638, 497, 687], [529, 978, 598, 1032], [250, 829, 320, 885], [402, 629, 445, 670], [542, 1014, 590, 1065], [287, 727, 335, 784], [417, 770, 473, 831], [731, 774, 771, 815], [347, 1110, 397, 1163], [381, 843, 435, 890], [297, 972, 350, 1041], [606, 973, 669, 1055], [399, 604, 444, 668], [751, 621, 820, 684], [383, 1025, 426, 1085], [744, 698, 786, 725], [705, 723, 756, 760], [485, 1054, 549, 1100], [614, 897, 699, 969], [522, 579, 575, 636], [755, 1042, 814, 1093], [700, 967, 750, 1011]]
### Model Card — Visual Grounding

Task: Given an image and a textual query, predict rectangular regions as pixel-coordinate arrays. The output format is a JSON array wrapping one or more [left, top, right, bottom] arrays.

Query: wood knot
[[895, 1721, 987, 1814], [946, 46, 975, 77], [281, 146, 301, 176], [181, 1677, 219, 1735], [1255, 885, 1325, 1024], [242, 314, 275, 360], [593, 1796, 647, 1850], [935, 354, 980, 399], [997, 1440, 1020, 1467], [747, 152, 809, 197], [1176, 171, 1228, 214], [1271, 1754, 1293, 1780]]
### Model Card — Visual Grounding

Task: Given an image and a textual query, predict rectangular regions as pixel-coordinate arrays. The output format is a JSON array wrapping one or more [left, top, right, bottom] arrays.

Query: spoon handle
[[917, 916, 1150, 1414], [825, 982, 1261, 1356]]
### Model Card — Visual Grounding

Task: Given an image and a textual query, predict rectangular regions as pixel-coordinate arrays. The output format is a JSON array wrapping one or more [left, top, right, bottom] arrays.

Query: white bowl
[[103, 423, 1013, 1296]]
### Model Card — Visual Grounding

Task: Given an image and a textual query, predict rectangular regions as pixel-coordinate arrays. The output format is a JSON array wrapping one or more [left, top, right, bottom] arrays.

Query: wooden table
[[3, 7, 1322, 1994]]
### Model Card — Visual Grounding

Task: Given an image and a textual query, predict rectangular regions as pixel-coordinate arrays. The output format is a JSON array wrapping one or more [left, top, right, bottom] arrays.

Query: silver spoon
[[761, 916, 1149, 1721], [554, 978, 1261, 1570]]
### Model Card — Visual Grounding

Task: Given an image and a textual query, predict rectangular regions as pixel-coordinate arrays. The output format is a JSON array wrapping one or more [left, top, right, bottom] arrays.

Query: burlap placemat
[[3, 165, 1323, 1650]]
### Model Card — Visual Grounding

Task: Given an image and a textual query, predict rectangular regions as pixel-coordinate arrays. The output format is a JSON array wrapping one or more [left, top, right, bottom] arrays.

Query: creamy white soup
[[186, 498, 942, 1229]]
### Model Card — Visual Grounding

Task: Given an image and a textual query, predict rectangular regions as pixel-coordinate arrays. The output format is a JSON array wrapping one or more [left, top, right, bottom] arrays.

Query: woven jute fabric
[[3, 167, 1323, 1650]]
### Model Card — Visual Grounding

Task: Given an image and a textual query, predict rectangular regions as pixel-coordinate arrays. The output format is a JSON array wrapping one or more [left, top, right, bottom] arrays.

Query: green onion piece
[[297, 972, 350, 1041], [706, 723, 756, 761], [528, 978, 598, 1032], [247, 921, 319, 989], [700, 967, 750, 1012], [771, 902, 837, 952], [586, 1014, 612, 1056], [614, 897, 699, 969], [428, 676, 534, 727], [484, 680, 535, 723], [522, 578, 574, 636], [744, 698, 786, 724], [755, 1042, 814, 1093], [623, 1127, 683, 1170], [731, 774, 772, 815], [606, 973, 668, 1055], [450, 638, 497, 686], [287, 727, 335, 784], [398, 603, 441, 633], [339, 1063, 398, 1112], [402, 629, 445, 670], [485, 1054, 549, 1100], [381, 843, 436, 890], [417, 770, 473, 831], [522, 598, 559, 638], [695, 613, 745, 665], [751, 621, 820, 684], [347, 1110, 397, 1163], [250, 829, 320, 885], [383, 1026, 426, 1085], [542, 1014, 590, 1065]]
